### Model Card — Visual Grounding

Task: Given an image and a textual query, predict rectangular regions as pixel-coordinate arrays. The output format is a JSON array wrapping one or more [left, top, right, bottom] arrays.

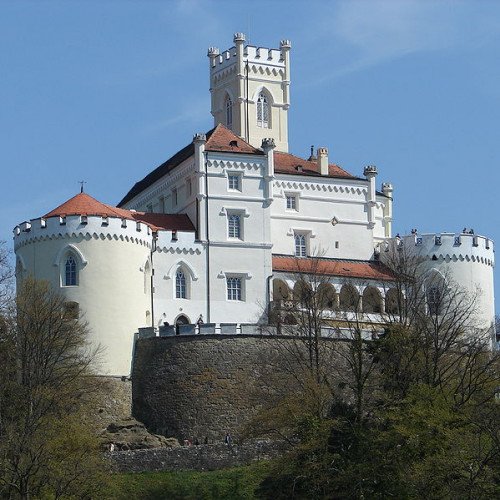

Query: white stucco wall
[[383, 233, 495, 336], [15, 216, 152, 376]]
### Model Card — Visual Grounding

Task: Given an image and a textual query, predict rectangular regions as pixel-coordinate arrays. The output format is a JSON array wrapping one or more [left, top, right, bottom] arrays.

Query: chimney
[[317, 147, 329, 176]]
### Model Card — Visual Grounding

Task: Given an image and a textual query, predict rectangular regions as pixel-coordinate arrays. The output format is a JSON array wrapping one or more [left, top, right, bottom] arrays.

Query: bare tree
[[0, 277, 107, 499]]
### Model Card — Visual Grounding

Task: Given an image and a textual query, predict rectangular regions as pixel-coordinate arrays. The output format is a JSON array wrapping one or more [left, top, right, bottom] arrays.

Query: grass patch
[[106, 461, 271, 500]]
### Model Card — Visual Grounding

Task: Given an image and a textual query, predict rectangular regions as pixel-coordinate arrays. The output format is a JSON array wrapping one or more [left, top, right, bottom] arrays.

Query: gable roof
[[118, 124, 262, 207], [43, 192, 195, 232], [272, 255, 394, 281]]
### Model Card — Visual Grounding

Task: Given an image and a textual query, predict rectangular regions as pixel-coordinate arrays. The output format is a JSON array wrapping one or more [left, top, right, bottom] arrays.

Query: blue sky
[[2, 0, 500, 297]]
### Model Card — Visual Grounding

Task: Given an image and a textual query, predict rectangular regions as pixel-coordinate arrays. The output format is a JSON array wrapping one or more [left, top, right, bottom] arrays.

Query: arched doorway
[[175, 314, 190, 335]]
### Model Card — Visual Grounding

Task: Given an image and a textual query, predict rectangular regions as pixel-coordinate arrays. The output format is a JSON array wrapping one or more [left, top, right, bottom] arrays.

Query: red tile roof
[[118, 123, 359, 206], [132, 212, 194, 232], [274, 152, 354, 179], [43, 192, 195, 232], [205, 124, 263, 154], [44, 193, 131, 219], [118, 124, 263, 207], [272, 255, 394, 281]]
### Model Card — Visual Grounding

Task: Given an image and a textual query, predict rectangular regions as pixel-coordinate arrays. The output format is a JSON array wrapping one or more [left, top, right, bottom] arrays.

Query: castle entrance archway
[[175, 314, 190, 335]]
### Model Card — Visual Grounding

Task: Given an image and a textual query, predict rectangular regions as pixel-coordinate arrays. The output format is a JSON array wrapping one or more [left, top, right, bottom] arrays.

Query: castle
[[13, 34, 495, 377]]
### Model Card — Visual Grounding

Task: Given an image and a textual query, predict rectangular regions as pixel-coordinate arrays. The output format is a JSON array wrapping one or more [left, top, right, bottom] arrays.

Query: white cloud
[[305, 0, 500, 84]]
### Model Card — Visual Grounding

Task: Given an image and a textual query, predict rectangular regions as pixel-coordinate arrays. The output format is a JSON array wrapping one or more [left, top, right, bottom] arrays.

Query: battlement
[[209, 39, 288, 75], [155, 228, 202, 254], [13, 215, 154, 249], [385, 233, 495, 267]]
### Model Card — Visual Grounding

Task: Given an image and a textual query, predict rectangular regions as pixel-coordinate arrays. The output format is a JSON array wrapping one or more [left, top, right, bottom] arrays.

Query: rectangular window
[[286, 194, 297, 210], [172, 188, 178, 206], [294, 233, 307, 257], [228, 214, 241, 238], [227, 277, 242, 301], [187, 178, 192, 197], [159, 196, 165, 213], [228, 174, 240, 191], [146, 204, 153, 213]]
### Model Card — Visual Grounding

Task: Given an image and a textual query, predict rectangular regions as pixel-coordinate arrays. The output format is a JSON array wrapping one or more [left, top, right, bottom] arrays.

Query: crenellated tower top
[[208, 34, 291, 152]]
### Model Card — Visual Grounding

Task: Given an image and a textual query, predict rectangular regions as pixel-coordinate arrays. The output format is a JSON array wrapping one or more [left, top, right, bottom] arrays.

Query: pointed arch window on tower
[[225, 96, 233, 128], [257, 92, 269, 128], [175, 269, 187, 299], [64, 254, 78, 286]]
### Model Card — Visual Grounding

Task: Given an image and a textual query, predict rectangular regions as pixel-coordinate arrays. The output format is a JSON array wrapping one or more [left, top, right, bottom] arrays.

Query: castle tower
[[14, 193, 154, 376], [208, 33, 291, 152], [383, 233, 495, 345]]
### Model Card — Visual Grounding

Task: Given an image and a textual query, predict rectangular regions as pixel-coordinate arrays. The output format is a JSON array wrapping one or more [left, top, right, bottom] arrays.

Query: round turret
[[382, 232, 495, 340], [14, 193, 154, 376]]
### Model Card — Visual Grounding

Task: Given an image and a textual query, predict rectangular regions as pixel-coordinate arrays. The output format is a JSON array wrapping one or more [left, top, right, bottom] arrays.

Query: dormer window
[[257, 92, 269, 128]]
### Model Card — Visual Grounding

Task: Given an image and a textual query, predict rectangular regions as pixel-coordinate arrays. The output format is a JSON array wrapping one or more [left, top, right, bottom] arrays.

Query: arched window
[[176, 270, 187, 299], [225, 96, 233, 127], [64, 254, 77, 286], [427, 286, 442, 315], [426, 272, 446, 316], [293, 281, 311, 306], [256, 92, 269, 128], [317, 284, 336, 310], [294, 233, 307, 257], [273, 279, 290, 301], [385, 288, 401, 315], [362, 287, 382, 313], [339, 284, 359, 312], [144, 261, 151, 295]]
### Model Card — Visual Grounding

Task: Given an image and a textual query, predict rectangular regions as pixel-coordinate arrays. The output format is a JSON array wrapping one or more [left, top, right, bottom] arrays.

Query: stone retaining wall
[[108, 441, 285, 473], [132, 334, 338, 442]]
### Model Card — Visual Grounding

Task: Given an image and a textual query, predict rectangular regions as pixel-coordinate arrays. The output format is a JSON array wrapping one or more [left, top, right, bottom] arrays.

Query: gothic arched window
[[176, 269, 187, 299], [225, 96, 233, 128], [256, 92, 269, 128], [64, 254, 78, 286], [294, 233, 307, 257]]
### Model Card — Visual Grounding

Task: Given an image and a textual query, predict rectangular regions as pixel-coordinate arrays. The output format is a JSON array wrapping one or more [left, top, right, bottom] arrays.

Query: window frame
[[63, 254, 78, 287], [285, 193, 298, 211], [256, 92, 270, 128], [294, 232, 307, 257], [175, 269, 187, 299], [226, 276, 243, 301], [225, 96, 233, 128], [227, 173, 241, 191], [227, 212, 242, 239]]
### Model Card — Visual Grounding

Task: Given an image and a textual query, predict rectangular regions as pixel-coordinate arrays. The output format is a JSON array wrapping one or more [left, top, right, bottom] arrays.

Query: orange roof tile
[[205, 124, 263, 155], [131, 212, 194, 232], [274, 152, 355, 179], [44, 193, 131, 219], [43, 192, 195, 232], [118, 124, 263, 207], [272, 255, 394, 281]]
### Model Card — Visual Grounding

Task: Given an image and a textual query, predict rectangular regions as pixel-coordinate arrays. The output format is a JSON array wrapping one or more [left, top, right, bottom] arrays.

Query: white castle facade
[[14, 34, 495, 376]]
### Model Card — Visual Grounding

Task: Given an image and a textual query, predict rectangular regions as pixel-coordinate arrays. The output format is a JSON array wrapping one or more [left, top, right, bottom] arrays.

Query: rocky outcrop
[[100, 417, 180, 451]]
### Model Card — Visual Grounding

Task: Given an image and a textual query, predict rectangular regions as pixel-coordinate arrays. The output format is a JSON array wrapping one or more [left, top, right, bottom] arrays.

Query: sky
[[1, 0, 500, 297]]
